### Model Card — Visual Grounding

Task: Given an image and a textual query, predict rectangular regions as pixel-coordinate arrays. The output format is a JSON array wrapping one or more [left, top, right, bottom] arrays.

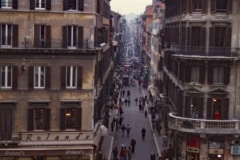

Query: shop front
[[0, 131, 96, 160], [0, 148, 93, 160], [186, 135, 200, 160]]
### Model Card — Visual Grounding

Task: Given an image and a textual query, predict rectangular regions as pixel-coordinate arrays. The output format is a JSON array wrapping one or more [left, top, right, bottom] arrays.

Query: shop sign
[[186, 147, 199, 153], [4, 151, 25, 156], [208, 149, 224, 154], [21, 132, 93, 141]]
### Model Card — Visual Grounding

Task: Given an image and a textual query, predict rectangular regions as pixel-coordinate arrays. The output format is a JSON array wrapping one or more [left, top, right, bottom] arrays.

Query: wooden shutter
[[28, 66, 34, 89], [199, 65, 205, 84], [185, 64, 191, 82], [207, 63, 213, 84], [46, 25, 51, 48], [186, 27, 191, 46], [34, 25, 40, 48], [207, 98, 213, 119], [45, 67, 51, 89], [60, 66, 66, 89], [12, 66, 18, 90], [94, 27, 98, 47], [202, 0, 208, 13], [223, 66, 230, 85], [225, 26, 232, 47], [210, 0, 216, 13], [27, 109, 34, 131], [46, 0, 51, 10], [63, 0, 68, 10], [78, 26, 83, 48], [75, 108, 82, 130], [209, 27, 215, 47], [188, 0, 192, 13], [198, 98, 204, 118], [222, 99, 229, 119], [12, 0, 18, 9], [227, 0, 232, 14], [78, 0, 84, 11], [200, 27, 206, 47], [184, 96, 190, 117], [45, 108, 50, 130], [62, 26, 67, 48], [30, 0, 35, 10], [0, 1, 1, 8], [60, 108, 66, 130], [12, 25, 18, 47], [77, 67, 83, 89]]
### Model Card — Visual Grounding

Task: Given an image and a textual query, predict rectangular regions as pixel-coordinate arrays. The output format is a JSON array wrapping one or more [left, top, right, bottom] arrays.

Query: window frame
[[190, 66, 200, 83], [35, 0, 46, 10], [216, 0, 227, 12], [33, 66, 46, 89], [0, 66, 12, 89], [213, 66, 224, 84], [1, 24, 13, 48], [1, 0, 13, 8], [66, 66, 78, 89]]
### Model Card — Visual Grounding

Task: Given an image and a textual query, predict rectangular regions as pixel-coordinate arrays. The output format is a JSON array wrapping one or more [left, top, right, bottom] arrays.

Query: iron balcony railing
[[168, 45, 240, 57], [168, 112, 240, 134]]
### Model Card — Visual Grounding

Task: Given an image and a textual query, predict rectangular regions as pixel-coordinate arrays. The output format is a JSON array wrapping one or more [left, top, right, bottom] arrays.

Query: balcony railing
[[168, 113, 240, 134], [168, 45, 239, 57]]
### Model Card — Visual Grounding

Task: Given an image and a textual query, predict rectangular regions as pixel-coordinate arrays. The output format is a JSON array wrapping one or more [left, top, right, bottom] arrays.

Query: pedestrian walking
[[130, 138, 136, 153], [127, 146, 132, 160], [126, 124, 131, 137], [119, 146, 126, 160], [150, 152, 156, 160], [141, 127, 146, 140], [139, 104, 142, 112], [135, 97, 138, 105], [121, 124, 126, 136], [112, 146, 118, 160]]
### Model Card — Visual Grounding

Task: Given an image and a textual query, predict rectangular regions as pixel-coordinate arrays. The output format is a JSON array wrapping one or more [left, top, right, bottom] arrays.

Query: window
[[215, 27, 225, 47], [193, 0, 202, 10], [61, 66, 82, 89], [67, 26, 77, 48], [34, 66, 45, 89], [35, 0, 45, 9], [191, 66, 200, 83], [191, 27, 201, 46], [1, 24, 12, 47], [0, 66, 12, 89], [62, 26, 83, 49], [216, 0, 227, 12], [34, 25, 51, 48], [213, 66, 224, 84], [60, 106, 82, 130], [28, 107, 50, 130], [63, 0, 84, 11], [66, 66, 77, 88], [1, 0, 12, 8]]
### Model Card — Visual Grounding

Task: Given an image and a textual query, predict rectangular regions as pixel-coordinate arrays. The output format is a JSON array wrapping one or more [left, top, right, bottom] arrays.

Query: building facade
[[162, 0, 240, 160], [0, 0, 113, 160]]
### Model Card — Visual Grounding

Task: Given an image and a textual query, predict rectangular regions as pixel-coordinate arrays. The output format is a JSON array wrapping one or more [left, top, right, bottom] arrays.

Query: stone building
[[161, 0, 240, 160], [0, 0, 114, 160]]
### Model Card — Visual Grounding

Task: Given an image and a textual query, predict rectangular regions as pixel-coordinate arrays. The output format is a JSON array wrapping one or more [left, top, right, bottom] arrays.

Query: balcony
[[168, 113, 240, 134], [168, 45, 239, 57]]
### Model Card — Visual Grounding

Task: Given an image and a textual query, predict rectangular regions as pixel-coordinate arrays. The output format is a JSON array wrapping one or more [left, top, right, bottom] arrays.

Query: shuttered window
[[60, 105, 82, 130], [0, 24, 18, 47], [34, 25, 51, 48], [63, 0, 84, 11], [62, 26, 83, 49], [28, 66, 50, 89], [30, 0, 51, 10], [61, 66, 83, 89], [28, 107, 50, 131]]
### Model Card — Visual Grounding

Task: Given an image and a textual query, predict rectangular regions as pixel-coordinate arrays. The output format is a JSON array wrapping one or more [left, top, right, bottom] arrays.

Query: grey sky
[[110, 0, 152, 15]]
